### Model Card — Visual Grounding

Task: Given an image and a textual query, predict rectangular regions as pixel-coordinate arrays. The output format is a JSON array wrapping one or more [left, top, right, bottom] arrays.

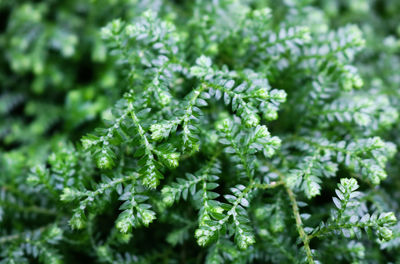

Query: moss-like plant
[[1, 0, 400, 263]]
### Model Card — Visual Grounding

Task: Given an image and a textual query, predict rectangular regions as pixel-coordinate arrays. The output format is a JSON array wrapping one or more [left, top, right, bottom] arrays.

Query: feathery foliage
[[1, 0, 400, 263]]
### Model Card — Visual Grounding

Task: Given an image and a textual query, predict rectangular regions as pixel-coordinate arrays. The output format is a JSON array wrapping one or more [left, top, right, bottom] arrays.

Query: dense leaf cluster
[[1, 0, 400, 263]]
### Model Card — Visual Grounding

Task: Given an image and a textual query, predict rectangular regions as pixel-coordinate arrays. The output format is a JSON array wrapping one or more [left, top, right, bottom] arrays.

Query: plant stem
[[266, 161, 315, 264]]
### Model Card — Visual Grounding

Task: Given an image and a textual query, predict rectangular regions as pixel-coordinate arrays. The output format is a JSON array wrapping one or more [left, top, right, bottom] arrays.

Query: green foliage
[[1, 0, 400, 263], [309, 178, 397, 242]]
